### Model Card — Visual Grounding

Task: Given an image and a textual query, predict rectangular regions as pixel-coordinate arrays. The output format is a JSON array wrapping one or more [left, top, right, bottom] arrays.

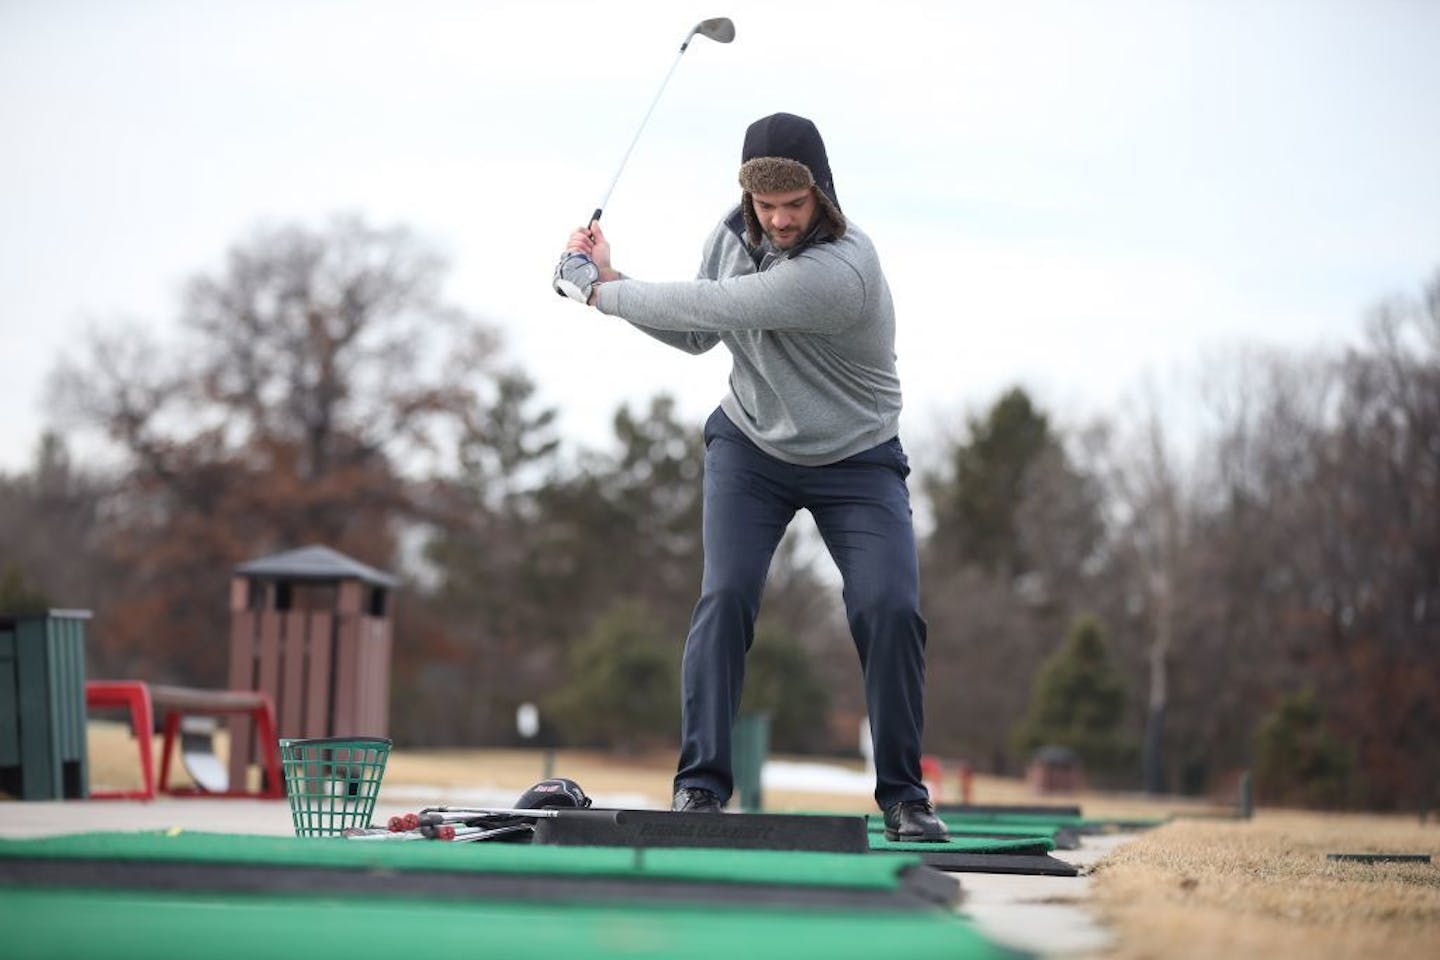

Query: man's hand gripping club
[[553, 221, 619, 305]]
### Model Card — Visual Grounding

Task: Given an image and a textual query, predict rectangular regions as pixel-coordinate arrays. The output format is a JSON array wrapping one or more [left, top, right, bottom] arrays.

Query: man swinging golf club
[[558, 112, 948, 842]]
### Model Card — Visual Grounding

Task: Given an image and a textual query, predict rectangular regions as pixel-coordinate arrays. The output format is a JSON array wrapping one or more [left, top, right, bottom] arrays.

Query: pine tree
[[1253, 689, 1357, 808], [546, 601, 679, 752], [1012, 615, 1133, 779]]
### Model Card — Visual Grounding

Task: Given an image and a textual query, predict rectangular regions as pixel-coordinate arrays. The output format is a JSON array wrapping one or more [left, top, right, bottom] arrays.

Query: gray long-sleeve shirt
[[592, 209, 903, 466]]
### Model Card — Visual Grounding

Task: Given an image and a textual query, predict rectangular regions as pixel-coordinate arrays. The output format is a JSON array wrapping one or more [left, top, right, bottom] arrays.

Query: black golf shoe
[[883, 798, 949, 842], [672, 786, 724, 813]]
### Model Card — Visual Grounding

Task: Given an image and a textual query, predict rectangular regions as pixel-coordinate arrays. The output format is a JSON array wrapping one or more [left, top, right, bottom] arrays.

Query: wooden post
[[331, 580, 362, 736], [280, 608, 307, 736], [303, 610, 333, 738]]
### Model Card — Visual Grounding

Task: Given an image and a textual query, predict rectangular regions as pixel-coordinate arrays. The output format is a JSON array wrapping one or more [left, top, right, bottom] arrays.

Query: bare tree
[[47, 215, 503, 685], [1101, 383, 1190, 793]]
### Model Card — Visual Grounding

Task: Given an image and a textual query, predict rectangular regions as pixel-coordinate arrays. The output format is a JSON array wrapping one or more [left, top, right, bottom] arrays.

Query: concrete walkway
[[959, 833, 1131, 957], [0, 797, 299, 838]]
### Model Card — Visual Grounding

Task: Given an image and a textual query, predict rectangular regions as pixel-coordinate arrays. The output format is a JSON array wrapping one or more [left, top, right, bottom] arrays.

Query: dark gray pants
[[674, 408, 930, 810]]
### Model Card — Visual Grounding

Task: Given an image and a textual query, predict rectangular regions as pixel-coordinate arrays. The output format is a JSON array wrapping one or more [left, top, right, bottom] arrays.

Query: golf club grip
[[590, 208, 602, 226]]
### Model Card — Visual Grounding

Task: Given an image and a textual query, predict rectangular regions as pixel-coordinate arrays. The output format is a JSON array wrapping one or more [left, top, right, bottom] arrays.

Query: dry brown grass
[[87, 720, 194, 791], [89, 720, 1212, 814], [383, 746, 678, 800], [86, 720, 1227, 815], [1089, 812, 1440, 959]]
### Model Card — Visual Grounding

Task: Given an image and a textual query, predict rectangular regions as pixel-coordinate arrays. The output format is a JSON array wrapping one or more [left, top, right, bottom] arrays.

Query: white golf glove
[[552, 251, 600, 304]]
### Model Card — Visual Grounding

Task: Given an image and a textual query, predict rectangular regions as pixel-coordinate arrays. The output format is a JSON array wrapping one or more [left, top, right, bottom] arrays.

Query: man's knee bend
[[697, 579, 763, 620], [849, 596, 925, 642], [691, 585, 760, 646]]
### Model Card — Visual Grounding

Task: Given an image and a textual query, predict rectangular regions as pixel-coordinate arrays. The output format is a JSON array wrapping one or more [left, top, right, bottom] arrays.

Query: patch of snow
[[761, 760, 873, 794]]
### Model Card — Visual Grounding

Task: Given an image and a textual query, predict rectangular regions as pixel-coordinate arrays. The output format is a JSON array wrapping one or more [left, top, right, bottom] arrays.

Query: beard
[[766, 217, 814, 249]]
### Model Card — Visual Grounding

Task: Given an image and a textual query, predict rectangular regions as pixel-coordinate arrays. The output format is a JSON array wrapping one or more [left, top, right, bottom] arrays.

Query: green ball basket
[[279, 736, 392, 838]]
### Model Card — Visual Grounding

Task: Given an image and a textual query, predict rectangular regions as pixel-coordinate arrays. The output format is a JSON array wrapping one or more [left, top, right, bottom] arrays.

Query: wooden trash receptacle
[[227, 546, 397, 794]]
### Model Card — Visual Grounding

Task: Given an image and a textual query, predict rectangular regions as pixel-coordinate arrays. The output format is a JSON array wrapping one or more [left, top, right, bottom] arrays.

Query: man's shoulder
[[834, 220, 874, 251], [701, 205, 760, 276], [801, 221, 878, 270]]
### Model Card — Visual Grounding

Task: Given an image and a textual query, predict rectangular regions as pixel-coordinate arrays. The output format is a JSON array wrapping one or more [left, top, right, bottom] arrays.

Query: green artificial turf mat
[[936, 810, 1168, 832], [0, 830, 921, 891], [0, 887, 1025, 960], [860, 814, 1066, 842], [869, 833, 1053, 854]]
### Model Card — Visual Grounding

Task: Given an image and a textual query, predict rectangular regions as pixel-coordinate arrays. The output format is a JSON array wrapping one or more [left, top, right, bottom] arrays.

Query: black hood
[[736, 112, 846, 247], [741, 112, 841, 212]]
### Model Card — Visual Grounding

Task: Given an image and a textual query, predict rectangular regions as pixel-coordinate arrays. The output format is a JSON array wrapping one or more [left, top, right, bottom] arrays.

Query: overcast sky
[[2, 0, 1438, 477]]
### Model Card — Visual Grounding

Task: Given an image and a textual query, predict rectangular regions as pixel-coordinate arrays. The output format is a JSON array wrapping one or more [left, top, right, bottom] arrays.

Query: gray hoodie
[[592, 210, 902, 466]]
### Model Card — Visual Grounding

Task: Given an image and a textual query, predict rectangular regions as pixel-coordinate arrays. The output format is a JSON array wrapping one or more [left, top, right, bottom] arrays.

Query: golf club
[[590, 17, 735, 225], [418, 805, 569, 819], [553, 16, 734, 300]]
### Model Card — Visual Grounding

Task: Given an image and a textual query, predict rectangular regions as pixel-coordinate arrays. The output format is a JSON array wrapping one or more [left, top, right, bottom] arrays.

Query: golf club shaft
[[589, 17, 733, 224], [422, 805, 565, 819], [344, 828, 427, 841], [591, 44, 689, 225]]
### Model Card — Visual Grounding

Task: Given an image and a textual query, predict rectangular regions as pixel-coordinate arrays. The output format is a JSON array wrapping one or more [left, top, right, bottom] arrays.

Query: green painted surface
[[0, 633, 17, 768], [1, 613, 89, 799], [14, 618, 54, 799], [48, 616, 88, 767], [732, 711, 769, 813]]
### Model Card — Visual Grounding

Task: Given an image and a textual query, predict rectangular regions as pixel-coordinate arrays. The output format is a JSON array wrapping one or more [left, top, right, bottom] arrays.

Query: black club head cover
[[514, 777, 592, 810]]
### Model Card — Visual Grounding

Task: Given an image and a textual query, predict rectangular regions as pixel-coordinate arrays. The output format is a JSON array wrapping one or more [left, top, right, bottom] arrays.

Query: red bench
[[86, 681, 283, 800]]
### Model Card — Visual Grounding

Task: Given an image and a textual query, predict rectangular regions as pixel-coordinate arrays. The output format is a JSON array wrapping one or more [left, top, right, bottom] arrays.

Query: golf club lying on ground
[[344, 823, 533, 842], [418, 806, 581, 819], [341, 806, 579, 841], [552, 16, 735, 301]]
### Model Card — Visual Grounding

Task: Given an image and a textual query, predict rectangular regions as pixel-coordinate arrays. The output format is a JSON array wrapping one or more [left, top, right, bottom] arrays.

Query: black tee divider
[[531, 809, 1081, 877], [906, 850, 1079, 876], [532, 809, 871, 853]]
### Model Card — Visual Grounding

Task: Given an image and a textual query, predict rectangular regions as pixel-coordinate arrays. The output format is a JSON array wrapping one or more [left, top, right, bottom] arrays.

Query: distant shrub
[[1012, 615, 1135, 781], [546, 601, 678, 752], [1253, 689, 1358, 809], [0, 564, 52, 615]]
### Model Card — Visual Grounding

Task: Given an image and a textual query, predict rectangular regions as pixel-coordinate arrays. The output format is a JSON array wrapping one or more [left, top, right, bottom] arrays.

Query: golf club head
[[687, 17, 735, 46]]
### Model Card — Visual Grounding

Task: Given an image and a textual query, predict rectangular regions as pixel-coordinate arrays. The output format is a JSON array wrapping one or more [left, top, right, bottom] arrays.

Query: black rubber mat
[[914, 851, 1079, 876], [0, 855, 963, 911], [533, 809, 871, 853]]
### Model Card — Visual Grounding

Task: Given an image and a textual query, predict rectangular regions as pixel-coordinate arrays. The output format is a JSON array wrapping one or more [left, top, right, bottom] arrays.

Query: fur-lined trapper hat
[[738, 112, 846, 247]]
